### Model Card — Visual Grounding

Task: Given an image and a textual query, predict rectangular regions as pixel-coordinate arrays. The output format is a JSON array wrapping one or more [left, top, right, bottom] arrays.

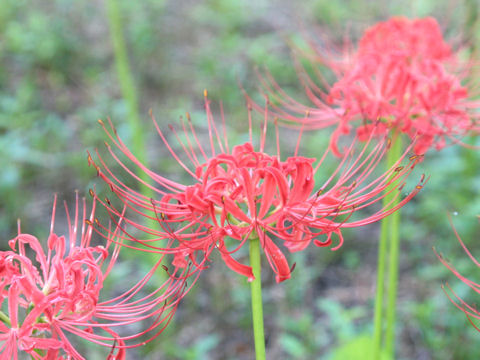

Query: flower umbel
[[0, 193, 191, 359], [89, 94, 426, 283], [251, 16, 479, 156]]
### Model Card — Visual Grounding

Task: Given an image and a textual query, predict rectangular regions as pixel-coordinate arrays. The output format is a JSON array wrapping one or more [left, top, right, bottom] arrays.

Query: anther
[[409, 154, 424, 161]]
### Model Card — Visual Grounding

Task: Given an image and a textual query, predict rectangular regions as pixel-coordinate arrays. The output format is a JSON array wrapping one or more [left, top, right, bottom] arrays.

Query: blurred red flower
[[251, 16, 479, 156]]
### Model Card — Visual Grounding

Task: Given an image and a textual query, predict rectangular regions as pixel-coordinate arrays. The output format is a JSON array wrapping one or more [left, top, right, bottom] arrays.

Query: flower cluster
[[88, 95, 426, 284], [252, 16, 479, 156], [8, 15, 476, 358], [0, 194, 192, 359]]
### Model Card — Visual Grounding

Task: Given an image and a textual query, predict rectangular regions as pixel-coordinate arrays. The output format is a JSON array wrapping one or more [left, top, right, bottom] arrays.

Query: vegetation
[[1, 0, 479, 358]]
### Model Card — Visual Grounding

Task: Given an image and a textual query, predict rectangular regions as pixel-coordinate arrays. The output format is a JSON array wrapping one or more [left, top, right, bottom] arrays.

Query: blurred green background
[[1, 0, 480, 359]]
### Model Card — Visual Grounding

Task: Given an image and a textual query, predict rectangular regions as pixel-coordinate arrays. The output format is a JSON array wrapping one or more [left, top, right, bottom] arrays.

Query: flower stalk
[[105, 0, 145, 160], [105, 0, 168, 287], [0, 311, 10, 327], [249, 234, 266, 360], [372, 133, 402, 360], [385, 177, 402, 357]]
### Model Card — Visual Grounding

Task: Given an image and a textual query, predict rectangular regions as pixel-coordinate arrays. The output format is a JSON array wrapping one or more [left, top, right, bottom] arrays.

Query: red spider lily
[[0, 193, 194, 360], [435, 216, 480, 330], [249, 16, 479, 156], [88, 93, 426, 284]]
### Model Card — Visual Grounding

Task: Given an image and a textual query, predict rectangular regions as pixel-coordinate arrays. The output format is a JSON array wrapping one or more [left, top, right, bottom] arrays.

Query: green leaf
[[329, 335, 391, 360], [280, 333, 307, 359]]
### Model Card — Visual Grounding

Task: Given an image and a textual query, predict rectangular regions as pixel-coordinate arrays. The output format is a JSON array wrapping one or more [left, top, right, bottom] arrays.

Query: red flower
[[89, 94, 426, 283], [251, 16, 479, 156], [0, 193, 191, 359]]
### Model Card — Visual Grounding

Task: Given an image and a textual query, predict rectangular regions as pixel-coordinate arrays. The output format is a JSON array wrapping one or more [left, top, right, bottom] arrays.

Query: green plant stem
[[105, 0, 146, 165], [372, 209, 390, 360], [0, 311, 10, 326], [249, 235, 266, 360], [385, 164, 402, 357], [105, 0, 165, 283], [372, 134, 402, 360]]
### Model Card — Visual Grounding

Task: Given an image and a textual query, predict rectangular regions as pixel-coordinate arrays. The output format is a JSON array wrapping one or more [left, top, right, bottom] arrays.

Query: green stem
[[372, 134, 402, 360], [105, 0, 165, 283], [0, 310, 11, 326], [105, 0, 146, 165], [249, 235, 266, 360], [372, 211, 390, 359], [385, 172, 402, 357]]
